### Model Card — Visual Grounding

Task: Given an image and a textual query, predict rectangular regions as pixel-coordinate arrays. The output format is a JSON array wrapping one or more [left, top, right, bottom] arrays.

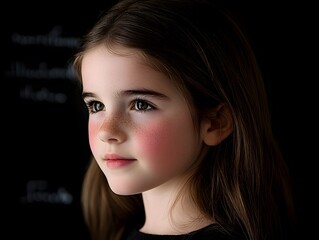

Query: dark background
[[5, 0, 316, 239]]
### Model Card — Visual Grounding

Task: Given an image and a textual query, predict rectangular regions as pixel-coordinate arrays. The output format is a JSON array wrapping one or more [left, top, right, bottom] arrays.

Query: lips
[[103, 154, 136, 169], [104, 153, 132, 160]]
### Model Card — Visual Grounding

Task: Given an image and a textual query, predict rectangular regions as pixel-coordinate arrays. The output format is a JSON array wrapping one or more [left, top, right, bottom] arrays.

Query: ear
[[201, 104, 233, 146]]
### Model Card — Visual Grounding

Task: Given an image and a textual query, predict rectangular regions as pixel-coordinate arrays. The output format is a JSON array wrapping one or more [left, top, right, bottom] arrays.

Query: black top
[[123, 224, 245, 240]]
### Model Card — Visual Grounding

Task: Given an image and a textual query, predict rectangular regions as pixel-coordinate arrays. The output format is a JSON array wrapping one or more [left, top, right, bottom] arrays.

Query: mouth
[[103, 154, 136, 169]]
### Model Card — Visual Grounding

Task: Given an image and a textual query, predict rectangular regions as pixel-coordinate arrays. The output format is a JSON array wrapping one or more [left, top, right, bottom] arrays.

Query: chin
[[109, 183, 144, 196]]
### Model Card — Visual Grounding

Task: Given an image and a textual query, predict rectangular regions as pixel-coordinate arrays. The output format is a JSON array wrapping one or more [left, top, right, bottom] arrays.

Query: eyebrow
[[82, 88, 168, 100]]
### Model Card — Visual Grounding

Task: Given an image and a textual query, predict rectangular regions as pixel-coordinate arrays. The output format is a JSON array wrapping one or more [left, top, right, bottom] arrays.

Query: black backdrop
[[5, 0, 316, 239]]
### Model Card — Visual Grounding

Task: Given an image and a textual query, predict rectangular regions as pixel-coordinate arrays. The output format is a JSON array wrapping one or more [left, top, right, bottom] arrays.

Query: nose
[[97, 113, 127, 144]]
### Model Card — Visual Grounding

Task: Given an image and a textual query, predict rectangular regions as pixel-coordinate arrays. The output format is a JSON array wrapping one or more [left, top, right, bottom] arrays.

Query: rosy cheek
[[88, 120, 99, 153], [136, 120, 186, 171]]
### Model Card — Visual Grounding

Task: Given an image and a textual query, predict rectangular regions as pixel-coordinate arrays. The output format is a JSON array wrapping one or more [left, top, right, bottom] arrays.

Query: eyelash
[[84, 98, 155, 114]]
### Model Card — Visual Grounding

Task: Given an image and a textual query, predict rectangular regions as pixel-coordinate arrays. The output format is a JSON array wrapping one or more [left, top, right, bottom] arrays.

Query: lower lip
[[106, 159, 136, 169]]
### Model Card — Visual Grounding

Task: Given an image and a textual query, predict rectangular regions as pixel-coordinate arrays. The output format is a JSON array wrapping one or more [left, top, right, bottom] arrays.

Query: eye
[[85, 100, 104, 114], [132, 99, 154, 112]]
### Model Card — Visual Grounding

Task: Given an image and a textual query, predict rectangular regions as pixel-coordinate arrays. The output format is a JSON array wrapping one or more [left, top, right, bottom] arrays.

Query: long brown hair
[[74, 0, 296, 239]]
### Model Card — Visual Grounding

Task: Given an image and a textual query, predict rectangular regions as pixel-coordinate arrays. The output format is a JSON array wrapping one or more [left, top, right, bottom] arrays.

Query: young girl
[[73, 0, 296, 239]]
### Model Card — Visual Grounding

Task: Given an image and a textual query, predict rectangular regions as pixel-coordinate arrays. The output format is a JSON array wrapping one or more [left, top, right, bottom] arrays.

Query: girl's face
[[81, 45, 204, 195]]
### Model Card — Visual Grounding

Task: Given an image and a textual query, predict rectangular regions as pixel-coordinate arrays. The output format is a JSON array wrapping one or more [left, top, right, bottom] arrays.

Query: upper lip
[[104, 153, 133, 160]]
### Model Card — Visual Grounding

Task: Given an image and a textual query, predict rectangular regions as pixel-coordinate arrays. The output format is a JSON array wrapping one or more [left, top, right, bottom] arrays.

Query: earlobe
[[202, 104, 233, 146]]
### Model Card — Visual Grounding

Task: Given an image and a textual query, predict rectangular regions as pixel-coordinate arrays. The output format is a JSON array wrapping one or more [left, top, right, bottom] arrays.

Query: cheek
[[136, 118, 195, 172], [88, 120, 99, 153]]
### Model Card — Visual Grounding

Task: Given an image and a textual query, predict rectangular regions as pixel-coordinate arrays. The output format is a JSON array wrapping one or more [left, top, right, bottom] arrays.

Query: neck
[[139, 179, 213, 235]]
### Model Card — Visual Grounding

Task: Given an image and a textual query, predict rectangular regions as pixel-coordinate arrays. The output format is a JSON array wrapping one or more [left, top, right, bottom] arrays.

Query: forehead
[[82, 44, 144, 67], [82, 45, 148, 81], [81, 45, 179, 94]]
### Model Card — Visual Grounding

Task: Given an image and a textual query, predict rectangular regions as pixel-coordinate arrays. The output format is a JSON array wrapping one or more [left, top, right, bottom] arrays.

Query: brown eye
[[133, 99, 153, 111], [92, 101, 104, 112], [85, 100, 104, 113]]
